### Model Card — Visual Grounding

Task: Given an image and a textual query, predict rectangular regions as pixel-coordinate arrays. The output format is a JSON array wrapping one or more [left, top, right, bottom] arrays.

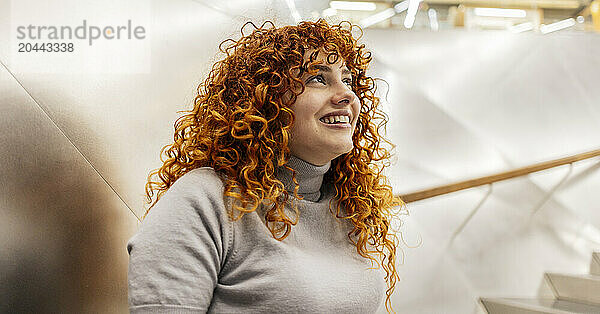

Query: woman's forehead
[[304, 48, 342, 62], [303, 48, 348, 70]]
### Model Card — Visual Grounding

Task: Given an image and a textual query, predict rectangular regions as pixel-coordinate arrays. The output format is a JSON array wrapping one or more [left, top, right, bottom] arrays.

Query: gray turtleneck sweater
[[127, 156, 387, 313]]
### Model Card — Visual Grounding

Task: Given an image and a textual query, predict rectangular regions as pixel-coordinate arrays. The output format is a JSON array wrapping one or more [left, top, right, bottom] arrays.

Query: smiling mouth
[[319, 119, 351, 128], [319, 115, 351, 124]]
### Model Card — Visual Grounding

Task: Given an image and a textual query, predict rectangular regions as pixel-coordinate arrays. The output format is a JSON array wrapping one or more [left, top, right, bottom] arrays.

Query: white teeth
[[320, 115, 350, 124]]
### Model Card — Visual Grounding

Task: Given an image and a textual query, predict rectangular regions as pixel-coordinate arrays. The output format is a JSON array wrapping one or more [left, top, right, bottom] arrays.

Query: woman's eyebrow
[[308, 64, 352, 76]]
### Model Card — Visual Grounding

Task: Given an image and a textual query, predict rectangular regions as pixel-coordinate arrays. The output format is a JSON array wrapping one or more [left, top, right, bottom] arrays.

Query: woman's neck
[[275, 155, 331, 202]]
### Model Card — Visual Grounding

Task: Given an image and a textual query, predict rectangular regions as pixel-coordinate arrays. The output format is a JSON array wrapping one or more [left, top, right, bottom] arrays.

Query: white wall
[[367, 29, 600, 313]]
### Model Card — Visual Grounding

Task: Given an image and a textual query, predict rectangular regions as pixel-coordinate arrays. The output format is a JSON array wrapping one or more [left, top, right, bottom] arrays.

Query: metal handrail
[[398, 148, 600, 203]]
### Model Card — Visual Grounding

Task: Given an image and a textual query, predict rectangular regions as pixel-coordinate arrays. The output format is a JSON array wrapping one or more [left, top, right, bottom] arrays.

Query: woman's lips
[[319, 120, 351, 129]]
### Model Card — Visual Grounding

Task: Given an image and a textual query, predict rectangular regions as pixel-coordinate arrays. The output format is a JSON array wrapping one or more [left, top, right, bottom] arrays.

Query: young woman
[[127, 19, 405, 313]]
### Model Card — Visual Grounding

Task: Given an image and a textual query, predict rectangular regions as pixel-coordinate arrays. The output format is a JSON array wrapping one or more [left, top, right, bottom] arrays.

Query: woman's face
[[287, 49, 360, 166]]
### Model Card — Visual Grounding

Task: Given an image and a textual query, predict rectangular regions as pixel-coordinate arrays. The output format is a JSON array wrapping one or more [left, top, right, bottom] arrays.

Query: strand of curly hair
[[142, 19, 407, 314]]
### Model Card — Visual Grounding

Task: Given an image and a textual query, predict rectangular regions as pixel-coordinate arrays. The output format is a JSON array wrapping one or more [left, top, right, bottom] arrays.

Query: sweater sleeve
[[126, 168, 233, 313]]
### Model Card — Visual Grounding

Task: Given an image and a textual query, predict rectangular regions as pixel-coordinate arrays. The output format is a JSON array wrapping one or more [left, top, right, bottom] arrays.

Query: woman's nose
[[330, 83, 355, 106]]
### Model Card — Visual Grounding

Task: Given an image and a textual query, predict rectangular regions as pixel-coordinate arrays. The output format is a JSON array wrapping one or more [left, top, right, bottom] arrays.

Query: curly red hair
[[143, 19, 406, 313]]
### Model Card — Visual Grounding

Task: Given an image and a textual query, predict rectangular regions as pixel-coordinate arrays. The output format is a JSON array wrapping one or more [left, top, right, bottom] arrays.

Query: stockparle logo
[[16, 19, 146, 46]]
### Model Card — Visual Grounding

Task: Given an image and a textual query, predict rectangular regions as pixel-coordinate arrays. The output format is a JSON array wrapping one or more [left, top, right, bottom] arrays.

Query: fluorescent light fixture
[[474, 7, 526, 18], [284, 0, 302, 23], [330, 1, 377, 11], [404, 0, 422, 29], [540, 18, 576, 34], [323, 7, 337, 17], [394, 0, 409, 13], [359, 8, 396, 28], [509, 22, 534, 33], [428, 8, 439, 31]]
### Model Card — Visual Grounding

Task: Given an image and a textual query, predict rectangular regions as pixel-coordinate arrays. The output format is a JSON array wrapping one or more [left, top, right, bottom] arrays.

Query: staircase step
[[592, 252, 600, 276], [545, 273, 600, 305], [479, 297, 600, 314]]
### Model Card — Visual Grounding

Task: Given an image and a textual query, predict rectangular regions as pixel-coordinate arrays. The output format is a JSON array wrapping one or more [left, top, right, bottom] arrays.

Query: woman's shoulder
[[158, 167, 227, 205], [173, 167, 225, 188], [145, 167, 228, 224]]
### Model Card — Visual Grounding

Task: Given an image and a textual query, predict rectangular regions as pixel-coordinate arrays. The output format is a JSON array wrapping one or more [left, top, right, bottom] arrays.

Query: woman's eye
[[307, 75, 352, 87], [308, 74, 326, 84]]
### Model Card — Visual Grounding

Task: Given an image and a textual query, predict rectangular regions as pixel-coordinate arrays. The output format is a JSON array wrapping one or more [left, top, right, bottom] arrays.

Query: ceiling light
[[474, 8, 527, 18], [509, 22, 534, 33], [284, 0, 302, 23], [330, 1, 377, 11], [394, 0, 409, 13], [428, 8, 439, 31], [359, 8, 396, 28], [404, 0, 422, 29], [540, 18, 576, 34]]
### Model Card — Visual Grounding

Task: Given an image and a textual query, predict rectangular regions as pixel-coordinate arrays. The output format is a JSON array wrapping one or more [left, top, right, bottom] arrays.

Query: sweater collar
[[275, 155, 331, 202]]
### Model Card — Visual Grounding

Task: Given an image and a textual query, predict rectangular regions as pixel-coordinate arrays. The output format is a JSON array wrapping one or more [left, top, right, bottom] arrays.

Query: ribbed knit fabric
[[274, 155, 331, 202], [127, 155, 387, 313]]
